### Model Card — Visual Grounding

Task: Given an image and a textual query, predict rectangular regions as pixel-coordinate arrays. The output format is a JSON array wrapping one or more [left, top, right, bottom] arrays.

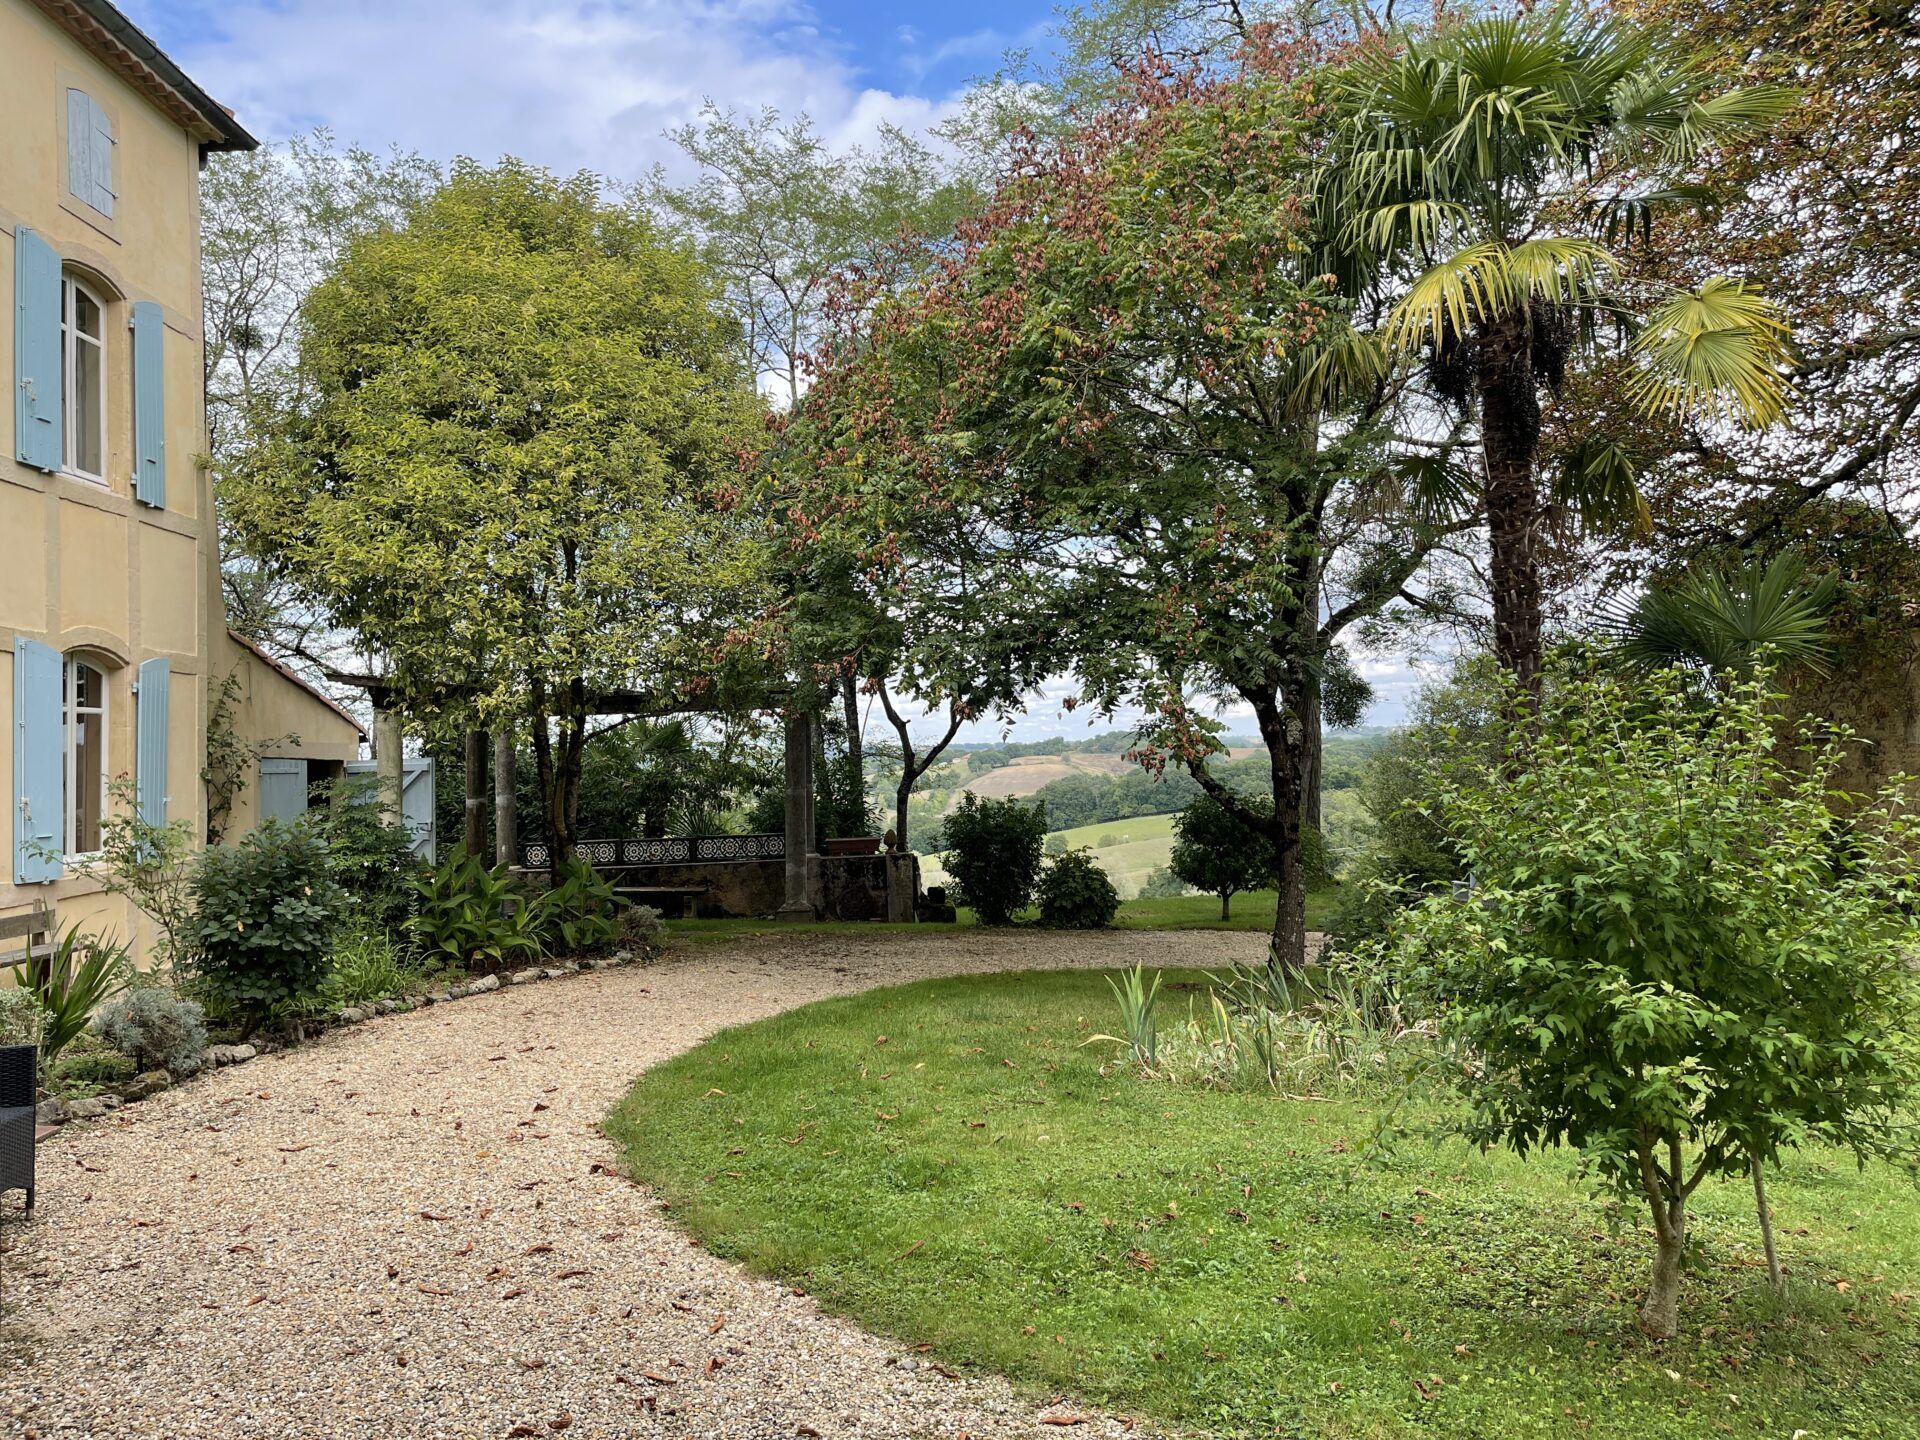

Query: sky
[[123, 0, 1431, 741]]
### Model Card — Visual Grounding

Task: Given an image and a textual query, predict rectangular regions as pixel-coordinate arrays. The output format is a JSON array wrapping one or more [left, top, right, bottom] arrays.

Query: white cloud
[[131, 0, 964, 184]]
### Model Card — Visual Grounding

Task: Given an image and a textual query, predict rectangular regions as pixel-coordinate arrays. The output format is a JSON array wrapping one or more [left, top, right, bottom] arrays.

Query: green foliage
[[1386, 665, 1920, 1336], [1603, 553, 1835, 681], [1034, 848, 1121, 929], [49, 1050, 134, 1091], [1135, 865, 1189, 900], [307, 775, 426, 932], [62, 778, 201, 972], [1170, 796, 1277, 921], [312, 925, 418, 1011], [0, 985, 41, 1049], [941, 794, 1047, 925], [182, 820, 351, 1036], [94, 988, 209, 1076], [408, 847, 543, 972], [618, 903, 667, 954], [1089, 964, 1161, 1068], [531, 858, 621, 956], [24, 925, 130, 1069]]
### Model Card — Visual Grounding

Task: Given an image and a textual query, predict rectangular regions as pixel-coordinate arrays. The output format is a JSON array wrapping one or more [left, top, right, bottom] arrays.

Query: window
[[61, 275, 106, 481], [64, 657, 108, 856], [66, 87, 116, 218]]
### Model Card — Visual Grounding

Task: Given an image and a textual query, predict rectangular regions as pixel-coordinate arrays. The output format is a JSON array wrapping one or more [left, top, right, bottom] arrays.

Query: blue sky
[[121, 0, 1427, 740]]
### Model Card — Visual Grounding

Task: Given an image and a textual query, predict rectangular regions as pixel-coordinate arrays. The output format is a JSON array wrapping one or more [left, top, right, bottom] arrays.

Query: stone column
[[777, 712, 818, 921], [494, 728, 518, 869], [464, 729, 488, 856], [372, 703, 404, 830]]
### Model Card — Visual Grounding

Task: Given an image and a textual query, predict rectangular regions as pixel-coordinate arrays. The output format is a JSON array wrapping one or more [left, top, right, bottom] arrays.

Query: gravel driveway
[[1, 927, 1268, 1439]]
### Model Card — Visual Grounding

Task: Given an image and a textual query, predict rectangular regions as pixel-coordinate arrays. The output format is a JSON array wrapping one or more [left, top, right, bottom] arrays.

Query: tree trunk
[[1220, 891, 1231, 922], [1753, 1155, 1783, 1293], [463, 729, 488, 856], [841, 671, 865, 814], [1476, 312, 1545, 696], [895, 782, 912, 852], [1261, 701, 1308, 972], [1299, 702, 1322, 833], [493, 729, 517, 870], [1641, 1221, 1686, 1340]]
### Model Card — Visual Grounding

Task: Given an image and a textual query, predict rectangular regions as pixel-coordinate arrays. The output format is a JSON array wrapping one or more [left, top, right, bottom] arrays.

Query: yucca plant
[[1322, 2, 1795, 691], [25, 924, 131, 1070], [1088, 965, 1163, 1071]]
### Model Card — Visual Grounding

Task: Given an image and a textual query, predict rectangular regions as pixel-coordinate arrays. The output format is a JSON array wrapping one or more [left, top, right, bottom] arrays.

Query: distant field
[[942, 751, 1132, 805]]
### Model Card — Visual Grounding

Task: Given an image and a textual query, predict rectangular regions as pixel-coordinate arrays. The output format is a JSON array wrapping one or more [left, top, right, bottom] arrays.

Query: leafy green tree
[[941, 795, 1048, 926], [225, 162, 767, 875], [1171, 796, 1277, 922], [1035, 849, 1121, 929], [1323, 4, 1794, 691], [792, 44, 1469, 967], [1388, 666, 1920, 1338]]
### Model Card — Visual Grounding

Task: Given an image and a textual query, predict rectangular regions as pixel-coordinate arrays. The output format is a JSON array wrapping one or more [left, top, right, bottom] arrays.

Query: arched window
[[64, 656, 108, 855], [62, 274, 106, 481]]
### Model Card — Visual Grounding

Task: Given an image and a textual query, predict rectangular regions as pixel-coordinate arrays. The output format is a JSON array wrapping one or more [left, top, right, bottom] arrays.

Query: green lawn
[[607, 968, 1920, 1439]]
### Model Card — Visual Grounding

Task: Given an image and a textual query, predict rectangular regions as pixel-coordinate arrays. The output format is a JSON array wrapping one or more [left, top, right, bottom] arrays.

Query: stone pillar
[[777, 713, 818, 920], [494, 729, 518, 870], [464, 729, 488, 856], [372, 703, 404, 830], [884, 852, 919, 923]]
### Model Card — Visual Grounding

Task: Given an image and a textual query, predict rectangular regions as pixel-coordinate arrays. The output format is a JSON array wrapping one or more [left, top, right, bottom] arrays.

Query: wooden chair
[[0, 903, 57, 972]]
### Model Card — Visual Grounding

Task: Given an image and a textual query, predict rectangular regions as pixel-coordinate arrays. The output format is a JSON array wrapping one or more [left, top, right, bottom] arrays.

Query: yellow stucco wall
[[216, 634, 366, 838], [1, 0, 226, 962]]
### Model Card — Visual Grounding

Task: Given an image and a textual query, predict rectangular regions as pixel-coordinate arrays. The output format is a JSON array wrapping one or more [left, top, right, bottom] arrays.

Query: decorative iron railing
[[521, 833, 786, 870]]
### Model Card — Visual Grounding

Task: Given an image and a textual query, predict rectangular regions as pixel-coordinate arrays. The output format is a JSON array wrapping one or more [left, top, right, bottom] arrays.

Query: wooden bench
[[0, 904, 57, 972]]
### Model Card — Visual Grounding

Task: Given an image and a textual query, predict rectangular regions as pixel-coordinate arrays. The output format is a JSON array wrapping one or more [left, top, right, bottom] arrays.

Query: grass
[[660, 887, 1335, 944], [608, 968, 1920, 1440]]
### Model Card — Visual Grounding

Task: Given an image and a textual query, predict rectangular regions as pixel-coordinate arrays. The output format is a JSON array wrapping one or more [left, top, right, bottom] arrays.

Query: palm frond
[[1627, 278, 1793, 426], [1550, 438, 1648, 536], [1384, 237, 1612, 352], [1601, 553, 1835, 678]]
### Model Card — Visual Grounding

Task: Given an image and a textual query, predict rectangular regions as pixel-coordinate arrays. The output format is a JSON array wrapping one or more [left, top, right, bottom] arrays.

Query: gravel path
[[1, 927, 1268, 1440]]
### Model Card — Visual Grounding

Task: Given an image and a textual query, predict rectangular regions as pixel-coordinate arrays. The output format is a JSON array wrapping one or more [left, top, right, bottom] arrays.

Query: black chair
[[0, 1042, 35, 1216]]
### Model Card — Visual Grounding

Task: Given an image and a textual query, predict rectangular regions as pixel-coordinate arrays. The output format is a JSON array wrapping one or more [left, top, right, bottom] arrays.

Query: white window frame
[[61, 273, 108, 484], [63, 655, 109, 858]]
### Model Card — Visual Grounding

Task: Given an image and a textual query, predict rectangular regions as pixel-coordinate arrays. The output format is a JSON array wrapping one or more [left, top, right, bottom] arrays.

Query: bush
[[1035, 849, 1120, 929], [941, 794, 1047, 925], [50, 1050, 135, 1090], [408, 847, 543, 971], [0, 985, 40, 1048], [531, 857, 621, 955], [313, 925, 417, 1011], [94, 988, 208, 1075], [181, 820, 351, 1037], [620, 903, 666, 952], [1136, 865, 1190, 899], [307, 776, 426, 932]]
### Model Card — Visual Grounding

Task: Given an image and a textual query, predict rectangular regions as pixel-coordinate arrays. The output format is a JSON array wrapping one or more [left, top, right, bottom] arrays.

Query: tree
[[224, 162, 766, 876], [654, 106, 979, 800], [1388, 665, 1920, 1338], [791, 40, 1468, 967], [1323, 4, 1795, 692], [941, 794, 1048, 925], [202, 132, 440, 673], [1171, 796, 1277, 921]]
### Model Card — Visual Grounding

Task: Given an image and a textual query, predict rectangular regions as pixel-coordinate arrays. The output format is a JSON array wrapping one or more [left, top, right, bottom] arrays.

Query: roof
[[228, 630, 369, 739], [30, 0, 258, 152]]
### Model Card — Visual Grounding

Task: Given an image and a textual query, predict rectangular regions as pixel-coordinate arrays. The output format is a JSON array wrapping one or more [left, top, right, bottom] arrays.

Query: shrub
[[313, 925, 417, 1011], [94, 988, 208, 1075], [1387, 666, 1920, 1339], [182, 820, 350, 1037], [619, 903, 666, 953], [50, 1050, 135, 1090], [1136, 866, 1190, 900], [307, 775, 426, 932], [60, 777, 200, 971], [408, 847, 543, 971], [1170, 796, 1275, 921], [531, 857, 621, 955], [24, 925, 130, 1067], [941, 794, 1046, 925], [1034, 849, 1120, 929], [0, 985, 41, 1048]]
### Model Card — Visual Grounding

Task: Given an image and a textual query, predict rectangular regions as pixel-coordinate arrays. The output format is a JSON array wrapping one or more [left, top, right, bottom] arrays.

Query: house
[[3, 0, 363, 963]]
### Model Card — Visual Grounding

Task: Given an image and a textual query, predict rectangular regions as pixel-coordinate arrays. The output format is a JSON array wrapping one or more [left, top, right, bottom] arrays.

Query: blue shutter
[[87, 95, 116, 218], [136, 657, 171, 828], [257, 758, 308, 825], [13, 227, 62, 472], [12, 638, 64, 884], [66, 89, 93, 209], [131, 302, 166, 506]]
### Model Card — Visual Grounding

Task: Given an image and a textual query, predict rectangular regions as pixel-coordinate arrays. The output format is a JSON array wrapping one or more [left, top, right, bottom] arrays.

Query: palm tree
[[1323, 3, 1795, 693], [1602, 552, 1836, 682]]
